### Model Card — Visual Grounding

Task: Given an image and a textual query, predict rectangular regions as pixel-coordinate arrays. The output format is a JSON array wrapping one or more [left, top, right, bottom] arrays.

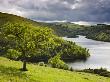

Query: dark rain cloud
[[0, 0, 110, 23]]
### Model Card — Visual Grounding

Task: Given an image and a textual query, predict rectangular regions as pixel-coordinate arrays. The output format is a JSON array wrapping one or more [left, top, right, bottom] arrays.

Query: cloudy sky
[[0, 0, 110, 24]]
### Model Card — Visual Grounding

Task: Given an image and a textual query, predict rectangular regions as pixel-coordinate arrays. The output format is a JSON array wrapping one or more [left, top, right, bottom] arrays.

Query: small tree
[[48, 53, 69, 69]]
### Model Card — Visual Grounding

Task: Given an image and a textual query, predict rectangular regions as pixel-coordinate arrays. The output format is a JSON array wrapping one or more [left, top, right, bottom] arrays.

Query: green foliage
[[2, 23, 37, 59], [48, 54, 69, 70], [90, 32, 110, 41], [6, 49, 21, 60], [83, 25, 110, 42], [82, 68, 110, 77], [2, 22, 57, 58], [58, 41, 90, 61]]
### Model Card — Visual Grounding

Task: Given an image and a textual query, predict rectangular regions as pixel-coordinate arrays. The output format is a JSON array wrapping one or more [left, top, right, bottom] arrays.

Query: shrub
[[63, 64, 69, 70], [82, 68, 110, 77], [48, 54, 69, 69]]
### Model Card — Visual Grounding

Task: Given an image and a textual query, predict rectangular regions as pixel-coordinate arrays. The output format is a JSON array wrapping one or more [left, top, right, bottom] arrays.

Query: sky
[[0, 0, 110, 25]]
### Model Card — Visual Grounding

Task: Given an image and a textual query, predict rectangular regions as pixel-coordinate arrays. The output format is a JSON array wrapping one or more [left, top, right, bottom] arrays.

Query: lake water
[[63, 35, 110, 70]]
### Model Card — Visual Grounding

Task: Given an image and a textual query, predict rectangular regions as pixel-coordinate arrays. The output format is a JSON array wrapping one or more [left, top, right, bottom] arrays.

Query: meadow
[[0, 57, 110, 82]]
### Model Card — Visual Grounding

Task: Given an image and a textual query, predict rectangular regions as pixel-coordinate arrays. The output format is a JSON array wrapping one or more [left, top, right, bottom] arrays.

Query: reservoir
[[63, 35, 110, 70]]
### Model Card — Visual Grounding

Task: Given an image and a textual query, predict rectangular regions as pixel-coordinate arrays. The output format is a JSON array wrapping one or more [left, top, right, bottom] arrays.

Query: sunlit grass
[[0, 57, 110, 82]]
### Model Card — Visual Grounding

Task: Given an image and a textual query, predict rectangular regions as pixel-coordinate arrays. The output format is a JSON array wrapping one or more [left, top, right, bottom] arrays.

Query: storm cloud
[[0, 0, 110, 23]]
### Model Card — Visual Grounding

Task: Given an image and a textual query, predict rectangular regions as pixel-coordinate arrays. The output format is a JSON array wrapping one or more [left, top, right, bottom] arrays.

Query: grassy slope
[[0, 12, 42, 27], [0, 57, 110, 82]]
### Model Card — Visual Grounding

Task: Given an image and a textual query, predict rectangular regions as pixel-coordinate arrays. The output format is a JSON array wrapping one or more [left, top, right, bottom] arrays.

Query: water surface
[[63, 35, 110, 70]]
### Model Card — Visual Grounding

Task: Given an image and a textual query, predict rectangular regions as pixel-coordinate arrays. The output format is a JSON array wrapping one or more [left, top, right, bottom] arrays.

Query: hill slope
[[45, 22, 110, 42], [0, 12, 40, 26], [0, 12, 90, 62], [0, 57, 110, 82]]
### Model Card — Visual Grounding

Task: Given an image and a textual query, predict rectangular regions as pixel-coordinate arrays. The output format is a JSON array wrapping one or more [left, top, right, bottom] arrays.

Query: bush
[[82, 68, 110, 77], [63, 64, 69, 70], [48, 54, 69, 69]]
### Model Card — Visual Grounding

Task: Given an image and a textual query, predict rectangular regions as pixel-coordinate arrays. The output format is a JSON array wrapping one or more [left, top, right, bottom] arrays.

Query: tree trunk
[[22, 60, 27, 71]]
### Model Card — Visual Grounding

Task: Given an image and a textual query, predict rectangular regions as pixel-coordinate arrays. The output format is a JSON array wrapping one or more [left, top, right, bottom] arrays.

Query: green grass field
[[0, 57, 110, 82]]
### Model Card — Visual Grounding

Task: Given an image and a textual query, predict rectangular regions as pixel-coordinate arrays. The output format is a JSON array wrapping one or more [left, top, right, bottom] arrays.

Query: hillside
[[0, 57, 110, 82], [42, 22, 84, 37], [0, 12, 40, 26], [0, 12, 90, 63], [83, 25, 110, 42], [45, 22, 110, 42]]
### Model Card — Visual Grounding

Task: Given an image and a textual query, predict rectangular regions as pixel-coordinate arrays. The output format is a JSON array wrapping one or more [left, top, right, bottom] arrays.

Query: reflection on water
[[63, 35, 110, 70]]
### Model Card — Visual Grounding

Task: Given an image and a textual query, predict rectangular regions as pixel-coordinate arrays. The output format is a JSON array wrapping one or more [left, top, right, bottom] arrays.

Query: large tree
[[2, 22, 55, 71]]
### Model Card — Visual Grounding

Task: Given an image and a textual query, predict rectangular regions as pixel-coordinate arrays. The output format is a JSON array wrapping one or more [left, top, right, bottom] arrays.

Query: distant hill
[[45, 22, 110, 42], [42, 22, 85, 37], [83, 25, 110, 42]]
